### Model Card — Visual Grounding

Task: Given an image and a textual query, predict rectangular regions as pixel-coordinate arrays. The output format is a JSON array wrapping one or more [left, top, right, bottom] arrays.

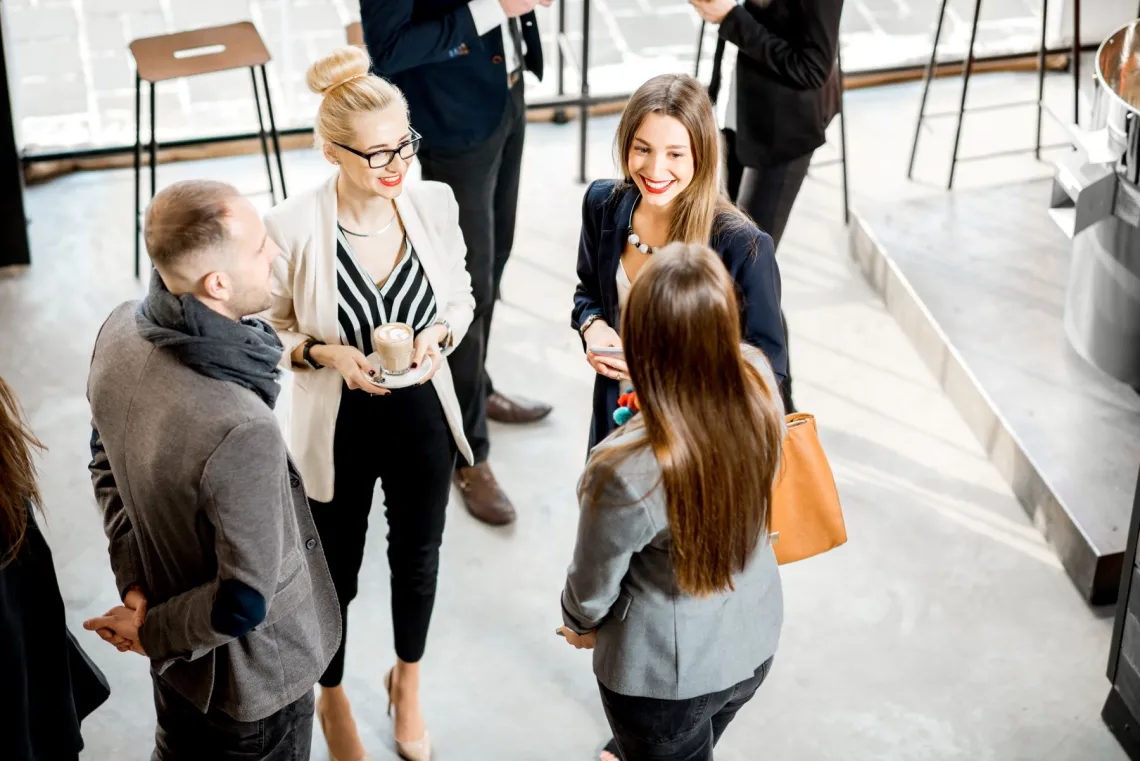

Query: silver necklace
[[627, 199, 661, 254], [338, 209, 398, 237]]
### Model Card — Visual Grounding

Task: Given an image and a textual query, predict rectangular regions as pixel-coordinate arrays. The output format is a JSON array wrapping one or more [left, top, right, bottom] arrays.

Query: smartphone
[[589, 346, 625, 359], [555, 627, 566, 637]]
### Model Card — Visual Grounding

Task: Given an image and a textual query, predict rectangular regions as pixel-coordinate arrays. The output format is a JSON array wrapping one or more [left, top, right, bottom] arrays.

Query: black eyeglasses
[[333, 129, 422, 169]]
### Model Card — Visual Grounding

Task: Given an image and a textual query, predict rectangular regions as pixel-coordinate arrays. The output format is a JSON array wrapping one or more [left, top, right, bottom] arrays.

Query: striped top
[[335, 225, 438, 356]]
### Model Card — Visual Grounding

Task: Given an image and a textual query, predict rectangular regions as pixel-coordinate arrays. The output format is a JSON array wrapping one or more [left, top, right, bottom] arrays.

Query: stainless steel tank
[[1049, 19, 1140, 389]]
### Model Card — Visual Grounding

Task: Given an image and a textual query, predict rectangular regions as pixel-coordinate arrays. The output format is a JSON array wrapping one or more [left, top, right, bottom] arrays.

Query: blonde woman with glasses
[[263, 47, 476, 761]]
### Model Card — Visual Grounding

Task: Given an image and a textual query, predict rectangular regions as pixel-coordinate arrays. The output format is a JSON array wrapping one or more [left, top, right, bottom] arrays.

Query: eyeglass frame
[[332, 129, 423, 169]]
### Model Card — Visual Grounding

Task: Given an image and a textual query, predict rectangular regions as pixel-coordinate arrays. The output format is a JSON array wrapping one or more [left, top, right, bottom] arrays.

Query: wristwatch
[[301, 338, 325, 369], [434, 319, 453, 350], [579, 314, 603, 338]]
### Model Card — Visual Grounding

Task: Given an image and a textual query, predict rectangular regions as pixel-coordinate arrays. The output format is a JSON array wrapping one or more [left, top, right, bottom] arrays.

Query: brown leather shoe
[[486, 391, 553, 424], [454, 462, 516, 525]]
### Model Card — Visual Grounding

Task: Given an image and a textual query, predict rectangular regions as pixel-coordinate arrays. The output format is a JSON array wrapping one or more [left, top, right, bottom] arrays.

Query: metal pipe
[[1072, 0, 1080, 126], [907, 0, 949, 179], [1036, 0, 1048, 158], [578, 0, 591, 184], [557, 0, 566, 96], [948, 0, 983, 190], [837, 46, 849, 225], [695, 20, 705, 78]]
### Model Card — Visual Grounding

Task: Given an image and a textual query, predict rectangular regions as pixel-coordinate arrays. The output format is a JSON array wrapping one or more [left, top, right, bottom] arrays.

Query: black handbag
[[66, 626, 111, 721]]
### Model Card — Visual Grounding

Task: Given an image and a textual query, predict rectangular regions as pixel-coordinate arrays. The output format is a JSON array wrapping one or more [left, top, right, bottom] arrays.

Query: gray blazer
[[87, 302, 341, 722], [562, 351, 785, 701]]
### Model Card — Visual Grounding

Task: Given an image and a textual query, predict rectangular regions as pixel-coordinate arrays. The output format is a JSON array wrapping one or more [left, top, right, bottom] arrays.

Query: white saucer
[[367, 354, 433, 390]]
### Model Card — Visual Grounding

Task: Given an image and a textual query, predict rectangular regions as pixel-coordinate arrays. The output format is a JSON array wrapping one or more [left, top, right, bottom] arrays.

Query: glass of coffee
[[373, 323, 415, 375]]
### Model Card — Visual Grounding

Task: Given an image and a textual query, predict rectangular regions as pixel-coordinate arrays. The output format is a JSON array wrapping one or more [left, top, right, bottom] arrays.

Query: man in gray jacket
[[83, 179, 341, 760]]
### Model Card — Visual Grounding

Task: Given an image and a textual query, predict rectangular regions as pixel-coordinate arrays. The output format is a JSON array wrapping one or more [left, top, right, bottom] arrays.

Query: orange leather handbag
[[770, 413, 846, 565]]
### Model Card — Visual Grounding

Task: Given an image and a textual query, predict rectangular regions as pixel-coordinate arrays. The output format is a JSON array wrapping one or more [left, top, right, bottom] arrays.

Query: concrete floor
[[0, 68, 1130, 760]]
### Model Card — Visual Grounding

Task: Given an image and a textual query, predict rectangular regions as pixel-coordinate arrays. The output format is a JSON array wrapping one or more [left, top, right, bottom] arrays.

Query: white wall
[[1050, 0, 1137, 48]]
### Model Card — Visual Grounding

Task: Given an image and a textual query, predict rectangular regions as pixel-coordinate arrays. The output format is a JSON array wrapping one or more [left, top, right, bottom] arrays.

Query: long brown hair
[[614, 73, 752, 247], [0, 377, 43, 565], [582, 243, 784, 596]]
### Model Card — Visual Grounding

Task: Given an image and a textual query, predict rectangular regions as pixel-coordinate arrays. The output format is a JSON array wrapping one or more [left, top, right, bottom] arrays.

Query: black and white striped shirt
[[335, 226, 438, 356]]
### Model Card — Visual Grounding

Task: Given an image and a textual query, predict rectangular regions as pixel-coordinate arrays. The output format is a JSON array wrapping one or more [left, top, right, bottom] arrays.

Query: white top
[[468, 0, 523, 79], [616, 258, 633, 313]]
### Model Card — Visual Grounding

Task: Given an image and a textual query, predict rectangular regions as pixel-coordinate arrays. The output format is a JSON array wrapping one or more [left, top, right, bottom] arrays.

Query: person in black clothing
[[363, 0, 554, 527], [694, 0, 844, 414], [0, 376, 110, 761]]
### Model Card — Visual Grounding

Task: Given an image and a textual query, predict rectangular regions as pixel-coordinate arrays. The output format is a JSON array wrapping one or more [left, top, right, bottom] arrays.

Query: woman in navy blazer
[[572, 73, 787, 451]]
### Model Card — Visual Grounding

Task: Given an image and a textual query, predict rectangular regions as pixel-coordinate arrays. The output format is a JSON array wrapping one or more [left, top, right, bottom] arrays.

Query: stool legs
[[260, 65, 287, 200], [134, 73, 142, 279], [251, 67, 277, 205], [149, 81, 157, 211], [948, 0, 984, 190], [907, 0, 949, 180]]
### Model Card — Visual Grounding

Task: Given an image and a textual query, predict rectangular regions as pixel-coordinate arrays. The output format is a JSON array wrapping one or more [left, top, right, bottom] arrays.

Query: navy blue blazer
[[362, 0, 543, 151], [571, 179, 788, 449]]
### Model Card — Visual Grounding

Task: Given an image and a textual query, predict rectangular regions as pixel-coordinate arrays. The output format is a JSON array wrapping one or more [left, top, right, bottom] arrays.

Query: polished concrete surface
[[851, 181, 1140, 603], [0, 71, 1130, 759]]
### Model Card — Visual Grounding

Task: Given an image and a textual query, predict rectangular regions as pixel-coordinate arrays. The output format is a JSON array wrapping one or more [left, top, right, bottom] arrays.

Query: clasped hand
[[84, 586, 148, 656]]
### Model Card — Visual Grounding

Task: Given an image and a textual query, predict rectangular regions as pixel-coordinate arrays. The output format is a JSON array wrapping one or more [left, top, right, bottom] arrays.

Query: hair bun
[[307, 46, 372, 97]]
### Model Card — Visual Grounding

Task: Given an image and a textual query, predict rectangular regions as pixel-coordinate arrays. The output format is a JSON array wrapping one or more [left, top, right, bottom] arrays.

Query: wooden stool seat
[[130, 21, 270, 83], [128, 22, 286, 277]]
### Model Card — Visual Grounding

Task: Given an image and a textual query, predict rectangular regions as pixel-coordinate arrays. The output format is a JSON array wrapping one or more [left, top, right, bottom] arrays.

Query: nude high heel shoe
[[385, 667, 432, 761]]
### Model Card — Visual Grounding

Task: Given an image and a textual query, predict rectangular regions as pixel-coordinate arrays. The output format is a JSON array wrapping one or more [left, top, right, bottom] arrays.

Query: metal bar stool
[[907, 0, 1081, 190], [129, 21, 287, 278], [699, 21, 850, 225]]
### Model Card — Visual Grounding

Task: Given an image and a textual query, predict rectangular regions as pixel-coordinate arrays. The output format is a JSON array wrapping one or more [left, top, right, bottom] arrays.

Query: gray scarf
[[136, 271, 284, 409]]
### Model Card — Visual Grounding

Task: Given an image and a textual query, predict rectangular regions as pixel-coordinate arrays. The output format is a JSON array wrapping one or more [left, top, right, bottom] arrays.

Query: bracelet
[[301, 338, 325, 369], [579, 314, 603, 338], [433, 319, 452, 350]]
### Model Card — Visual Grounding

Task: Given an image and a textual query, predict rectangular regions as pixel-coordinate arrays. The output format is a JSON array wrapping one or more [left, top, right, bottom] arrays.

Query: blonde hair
[[615, 74, 751, 248], [307, 46, 407, 146]]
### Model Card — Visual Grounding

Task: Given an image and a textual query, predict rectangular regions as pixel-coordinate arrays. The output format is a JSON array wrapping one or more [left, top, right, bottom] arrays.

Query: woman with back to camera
[[560, 242, 787, 761], [262, 46, 476, 761], [1, 376, 111, 761], [571, 72, 787, 451]]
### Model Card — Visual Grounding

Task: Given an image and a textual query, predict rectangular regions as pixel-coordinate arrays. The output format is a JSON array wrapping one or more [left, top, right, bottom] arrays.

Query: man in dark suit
[[363, 0, 552, 527]]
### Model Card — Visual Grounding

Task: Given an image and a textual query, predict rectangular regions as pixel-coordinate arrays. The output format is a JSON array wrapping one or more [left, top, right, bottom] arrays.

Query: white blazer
[[262, 172, 476, 502]]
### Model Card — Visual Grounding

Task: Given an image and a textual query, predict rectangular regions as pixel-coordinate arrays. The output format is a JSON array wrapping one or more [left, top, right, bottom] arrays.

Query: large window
[[6, 0, 1048, 154]]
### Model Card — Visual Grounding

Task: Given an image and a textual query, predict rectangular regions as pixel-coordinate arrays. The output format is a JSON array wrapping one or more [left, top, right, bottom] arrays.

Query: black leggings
[[309, 382, 456, 687], [724, 128, 812, 413]]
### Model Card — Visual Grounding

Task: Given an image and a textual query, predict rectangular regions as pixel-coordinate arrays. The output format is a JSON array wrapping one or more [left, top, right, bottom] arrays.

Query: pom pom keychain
[[613, 389, 640, 426]]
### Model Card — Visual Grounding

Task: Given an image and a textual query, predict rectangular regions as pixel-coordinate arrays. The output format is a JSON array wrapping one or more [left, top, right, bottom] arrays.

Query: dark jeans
[[151, 675, 314, 761], [309, 382, 457, 685], [600, 658, 774, 761], [724, 128, 811, 413], [419, 80, 526, 465]]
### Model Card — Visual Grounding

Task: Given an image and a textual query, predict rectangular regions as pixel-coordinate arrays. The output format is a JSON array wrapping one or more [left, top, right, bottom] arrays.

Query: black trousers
[[724, 128, 811, 413], [419, 81, 527, 465], [308, 382, 457, 686], [151, 675, 314, 761], [600, 658, 774, 761]]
